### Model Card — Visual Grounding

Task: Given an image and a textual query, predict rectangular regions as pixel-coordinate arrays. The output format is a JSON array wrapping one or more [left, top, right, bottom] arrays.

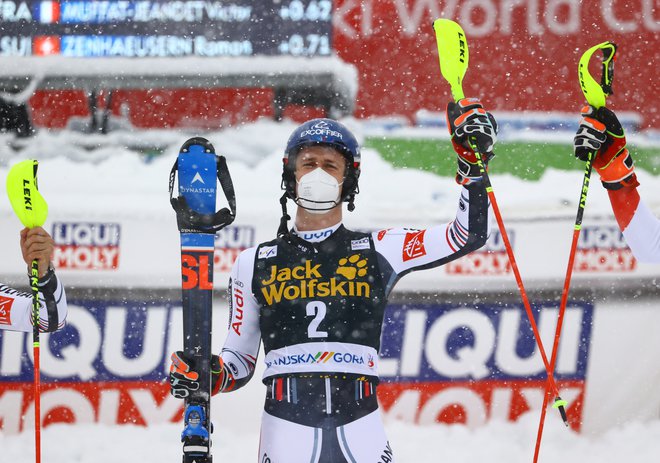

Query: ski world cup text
[[52, 222, 121, 270]]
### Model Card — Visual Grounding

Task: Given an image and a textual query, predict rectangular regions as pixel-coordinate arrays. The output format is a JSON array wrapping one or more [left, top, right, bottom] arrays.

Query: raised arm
[[1, 227, 67, 333], [574, 106, 660, 263], [373, 98, 495, 293], [608, 188, 660, 263]]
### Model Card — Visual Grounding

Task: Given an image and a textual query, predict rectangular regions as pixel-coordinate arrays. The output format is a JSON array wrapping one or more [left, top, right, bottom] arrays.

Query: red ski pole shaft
[[469, 138, 564, 406], [535, 40, 617, 462], [33, 343, 41, 463], [486, 187, 559, 395], [30, 259, 42, 463], [485, 179, 561, 399], [432, 16, 563, 414], [533, 153, 595, 462]]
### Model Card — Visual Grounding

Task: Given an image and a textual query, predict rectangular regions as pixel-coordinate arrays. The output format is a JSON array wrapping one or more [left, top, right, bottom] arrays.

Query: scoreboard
[[0, 0, 333, 57]]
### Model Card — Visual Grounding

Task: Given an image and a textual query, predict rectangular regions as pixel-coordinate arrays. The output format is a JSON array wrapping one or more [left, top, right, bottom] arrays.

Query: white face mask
[[296, 168, 343, 214]]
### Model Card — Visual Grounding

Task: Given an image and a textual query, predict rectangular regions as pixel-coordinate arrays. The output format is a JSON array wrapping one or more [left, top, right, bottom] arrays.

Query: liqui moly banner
[[378, 301, 593, 431], [445, 230, 512, 275], [0, 299, 184, 433], [52, 222, 121, 270], [214, 225, 255, 273], [574, 225, 636, 273], [0, 297, 592, 433], [47, 222, 255, 275]]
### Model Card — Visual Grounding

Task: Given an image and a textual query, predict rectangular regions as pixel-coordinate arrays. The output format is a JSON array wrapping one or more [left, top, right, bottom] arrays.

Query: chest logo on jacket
[[260, 254, 371, 304], [403, 229, 427, 261]]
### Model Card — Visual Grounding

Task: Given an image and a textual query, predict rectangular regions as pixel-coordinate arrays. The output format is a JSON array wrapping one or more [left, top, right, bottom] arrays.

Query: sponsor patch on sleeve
[[402, 230, 427, 261], [258, 245, 277, 259], [351, 237, 370, 250], [0, 295, 15, 325], [377, 229, 390, 241]]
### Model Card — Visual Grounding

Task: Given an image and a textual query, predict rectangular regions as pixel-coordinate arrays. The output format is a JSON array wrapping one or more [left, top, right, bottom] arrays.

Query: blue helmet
[[282, 118, 361, 208]]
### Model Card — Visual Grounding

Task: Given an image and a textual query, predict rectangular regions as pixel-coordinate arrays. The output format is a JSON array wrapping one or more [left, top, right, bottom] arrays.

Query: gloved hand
[[20, 226, 55, 278], [574, 105, 638, 190], [169, 351, 224, 399], [446, 98, 498, 185]]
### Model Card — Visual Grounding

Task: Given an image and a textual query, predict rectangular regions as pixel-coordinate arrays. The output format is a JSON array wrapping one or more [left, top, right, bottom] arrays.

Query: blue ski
[[169, 137, 236, 463]]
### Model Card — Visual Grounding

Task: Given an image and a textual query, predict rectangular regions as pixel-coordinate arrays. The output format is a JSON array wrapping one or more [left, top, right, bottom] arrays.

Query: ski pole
[[533, 41, 617, 463], [6, 159, 50, 463], [432, 18, 568, 422], [30, 262, 42, 463]]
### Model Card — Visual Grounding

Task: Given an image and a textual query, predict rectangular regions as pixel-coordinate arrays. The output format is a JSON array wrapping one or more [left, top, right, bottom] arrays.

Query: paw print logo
[[336, 254, 368, 280]]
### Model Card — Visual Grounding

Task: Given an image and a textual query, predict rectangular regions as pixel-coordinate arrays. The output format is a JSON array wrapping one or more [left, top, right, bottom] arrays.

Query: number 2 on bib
[[306, 301, 328, 338]]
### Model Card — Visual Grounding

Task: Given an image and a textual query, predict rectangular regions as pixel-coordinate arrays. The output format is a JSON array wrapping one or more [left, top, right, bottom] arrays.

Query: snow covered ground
[[2, 414, 660, 463], [0, 116, 658, 225], [1, 118, 659, 462]]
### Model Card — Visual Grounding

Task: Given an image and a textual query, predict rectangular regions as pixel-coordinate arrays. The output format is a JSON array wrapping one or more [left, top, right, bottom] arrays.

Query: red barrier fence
[[28, 0, 659, 129], [334, 0, 658, 128]]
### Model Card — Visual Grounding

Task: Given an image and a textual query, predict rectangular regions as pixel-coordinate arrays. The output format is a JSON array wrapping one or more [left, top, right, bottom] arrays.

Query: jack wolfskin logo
[[336, 254, 368, 280]]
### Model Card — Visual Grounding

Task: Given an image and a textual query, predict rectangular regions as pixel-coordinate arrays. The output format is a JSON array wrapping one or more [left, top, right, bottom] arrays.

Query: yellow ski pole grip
[[433, 18, 469, 102], [578, 41, 617, 109], [6, 159, 49, 228]]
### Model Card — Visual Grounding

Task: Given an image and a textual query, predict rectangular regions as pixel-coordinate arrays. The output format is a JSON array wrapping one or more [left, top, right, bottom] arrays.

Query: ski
[[169, 137, 236, 463]]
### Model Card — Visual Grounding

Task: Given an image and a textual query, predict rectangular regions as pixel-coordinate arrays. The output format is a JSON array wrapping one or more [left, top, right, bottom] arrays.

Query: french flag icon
[[37, 1, 60, 24]]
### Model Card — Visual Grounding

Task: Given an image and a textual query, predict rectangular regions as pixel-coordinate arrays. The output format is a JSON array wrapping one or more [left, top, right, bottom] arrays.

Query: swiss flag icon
[[33, 36, 61, 56], [37, 1, 60, 23]]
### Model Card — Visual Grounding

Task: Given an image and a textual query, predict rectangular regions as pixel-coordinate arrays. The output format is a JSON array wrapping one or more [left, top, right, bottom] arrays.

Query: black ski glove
[[169, 351, 223, 399], [446, 98, 498, 185], [574, 105, 638, 190]]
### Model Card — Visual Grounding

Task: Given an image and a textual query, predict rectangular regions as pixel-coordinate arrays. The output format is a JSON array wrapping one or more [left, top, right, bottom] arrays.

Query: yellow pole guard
[[433, 18, 469, 102], [6, 159, 49, 228], [578, 41, 616, 109]]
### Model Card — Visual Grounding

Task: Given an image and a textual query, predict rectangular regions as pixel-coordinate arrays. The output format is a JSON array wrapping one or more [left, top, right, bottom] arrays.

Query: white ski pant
[[258, 408, 394, 463]]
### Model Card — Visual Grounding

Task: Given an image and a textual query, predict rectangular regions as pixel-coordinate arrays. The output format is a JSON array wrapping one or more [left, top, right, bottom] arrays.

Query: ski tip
[[180, 137, 215, 155]]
